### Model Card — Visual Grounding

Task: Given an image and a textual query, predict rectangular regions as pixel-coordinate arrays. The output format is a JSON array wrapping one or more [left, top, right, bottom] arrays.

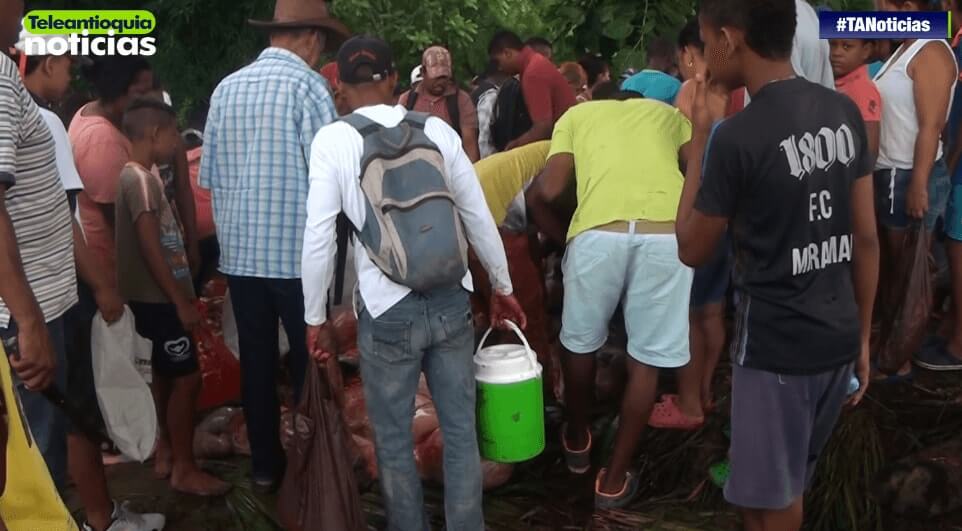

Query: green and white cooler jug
[[474, 321, 545, 463]]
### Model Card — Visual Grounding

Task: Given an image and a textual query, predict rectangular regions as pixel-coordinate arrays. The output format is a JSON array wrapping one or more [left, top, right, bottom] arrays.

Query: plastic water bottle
[[847, 375, 860, 396]]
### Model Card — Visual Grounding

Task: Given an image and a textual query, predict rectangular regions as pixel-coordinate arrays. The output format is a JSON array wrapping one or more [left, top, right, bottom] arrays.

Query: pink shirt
[[835, 65, 881, 123], [728, 87, 747, 117], [68, 104, 132, 283]]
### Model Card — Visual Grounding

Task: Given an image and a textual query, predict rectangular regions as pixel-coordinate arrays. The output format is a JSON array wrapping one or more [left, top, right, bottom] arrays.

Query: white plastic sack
[[90, 306, 158, 462]]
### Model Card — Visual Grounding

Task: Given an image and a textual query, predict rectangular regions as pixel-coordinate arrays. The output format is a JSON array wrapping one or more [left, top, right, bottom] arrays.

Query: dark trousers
[[225, 275, 308, 481]]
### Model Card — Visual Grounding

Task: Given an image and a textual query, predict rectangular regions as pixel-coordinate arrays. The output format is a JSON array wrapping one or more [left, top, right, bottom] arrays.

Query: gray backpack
[[340, 111, 469, 292]]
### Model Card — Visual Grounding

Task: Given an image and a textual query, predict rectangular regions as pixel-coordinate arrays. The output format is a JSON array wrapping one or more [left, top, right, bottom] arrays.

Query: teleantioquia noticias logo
[[20, 10, 157, 57]]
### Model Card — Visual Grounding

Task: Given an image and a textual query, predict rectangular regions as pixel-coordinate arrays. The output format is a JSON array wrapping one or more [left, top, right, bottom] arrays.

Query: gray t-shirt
[[115, 162, 194, 304], [0, 54, 76, 327]]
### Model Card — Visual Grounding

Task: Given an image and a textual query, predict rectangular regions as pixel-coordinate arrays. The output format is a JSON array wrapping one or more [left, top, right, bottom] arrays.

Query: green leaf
[[602, 17, 633, 41]]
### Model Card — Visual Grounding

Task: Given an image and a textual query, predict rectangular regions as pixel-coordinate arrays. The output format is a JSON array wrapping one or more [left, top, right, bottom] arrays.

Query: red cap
[[320, 61, 339, 89]]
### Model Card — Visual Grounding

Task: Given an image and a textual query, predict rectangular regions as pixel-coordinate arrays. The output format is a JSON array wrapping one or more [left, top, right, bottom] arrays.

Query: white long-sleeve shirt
[[303, 104, 513, 326]]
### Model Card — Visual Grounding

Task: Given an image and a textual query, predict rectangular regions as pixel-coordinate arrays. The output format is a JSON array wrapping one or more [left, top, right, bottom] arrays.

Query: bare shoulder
[[911, 41, 957, 78]]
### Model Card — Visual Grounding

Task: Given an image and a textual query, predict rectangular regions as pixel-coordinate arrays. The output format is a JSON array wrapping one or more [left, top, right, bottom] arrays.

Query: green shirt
[[475, 141, 550, 226], [547, 99, 692, 241]]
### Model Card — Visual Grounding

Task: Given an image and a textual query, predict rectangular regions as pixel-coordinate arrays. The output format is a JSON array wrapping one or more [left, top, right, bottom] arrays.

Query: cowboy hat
[[249, 0, 350, 51]]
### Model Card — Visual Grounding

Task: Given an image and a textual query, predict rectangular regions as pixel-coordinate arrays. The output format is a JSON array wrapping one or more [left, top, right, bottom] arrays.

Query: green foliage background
[[34, 0, 873, 122]]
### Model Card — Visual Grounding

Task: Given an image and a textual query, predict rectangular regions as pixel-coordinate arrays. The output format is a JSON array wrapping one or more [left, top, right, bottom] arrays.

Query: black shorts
[[63, 281, 107, 436], [129, 302, 199, 378]]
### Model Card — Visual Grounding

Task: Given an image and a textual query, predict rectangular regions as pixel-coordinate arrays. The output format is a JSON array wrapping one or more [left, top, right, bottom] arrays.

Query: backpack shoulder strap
[[340, 113, 382, 137], [332, 213, 352, 305], [446, 93, 461, 138], [405, 90, 419, 111], [401, 111, 431, 129], [472, 80, 497, 106]]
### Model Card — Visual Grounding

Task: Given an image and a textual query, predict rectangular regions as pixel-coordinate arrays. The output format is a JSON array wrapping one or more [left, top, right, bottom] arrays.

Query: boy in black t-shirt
[[674, 1, 879, 529]]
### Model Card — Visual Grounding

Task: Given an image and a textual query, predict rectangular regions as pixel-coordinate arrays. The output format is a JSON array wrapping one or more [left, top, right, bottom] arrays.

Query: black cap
[[337, 35, 395, 84]]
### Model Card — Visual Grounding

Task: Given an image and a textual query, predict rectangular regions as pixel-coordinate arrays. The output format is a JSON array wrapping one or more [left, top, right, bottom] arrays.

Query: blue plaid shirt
[[200, 47, 336, 278]]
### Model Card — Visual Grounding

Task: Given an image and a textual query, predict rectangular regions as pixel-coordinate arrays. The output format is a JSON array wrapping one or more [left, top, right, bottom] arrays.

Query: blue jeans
[[874, 159, 950, 231], [1, 316, 68, 492], [358, 286, 482, 531], [225, 275, 309, 482]]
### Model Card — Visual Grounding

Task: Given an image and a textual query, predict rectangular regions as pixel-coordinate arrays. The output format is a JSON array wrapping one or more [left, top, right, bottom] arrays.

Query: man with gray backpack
[[301, 36, 526, 531]]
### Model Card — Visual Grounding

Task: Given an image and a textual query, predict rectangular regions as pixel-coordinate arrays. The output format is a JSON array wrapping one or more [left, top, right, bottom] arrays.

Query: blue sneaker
[[913, 342, 962, 371]]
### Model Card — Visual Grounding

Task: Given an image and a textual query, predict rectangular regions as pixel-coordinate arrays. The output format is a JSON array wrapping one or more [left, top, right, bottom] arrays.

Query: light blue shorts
[[559, 227, 693, 368]]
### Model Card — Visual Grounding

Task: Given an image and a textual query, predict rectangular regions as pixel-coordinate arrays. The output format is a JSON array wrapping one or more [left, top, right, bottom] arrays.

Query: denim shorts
[[1, 317, 68, 491], [874, 159, 950, 231], [690, 234, 731, 309], [945, 183, 962, 242], [560, 227, 693, 368]]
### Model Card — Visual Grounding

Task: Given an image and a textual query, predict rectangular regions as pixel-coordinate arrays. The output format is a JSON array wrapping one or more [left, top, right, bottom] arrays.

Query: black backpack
[[470, 79, 498, 108], [491, 77, 532, 153], [405, 90, 462, 138]]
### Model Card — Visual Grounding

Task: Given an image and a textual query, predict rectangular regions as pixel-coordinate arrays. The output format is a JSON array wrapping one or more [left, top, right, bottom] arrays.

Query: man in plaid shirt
[[199, 0, 349, 493]]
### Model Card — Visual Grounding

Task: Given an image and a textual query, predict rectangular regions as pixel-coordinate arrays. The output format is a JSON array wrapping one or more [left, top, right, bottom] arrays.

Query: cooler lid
[[474, 344, 542, 384], [473, 321, 542, 384]]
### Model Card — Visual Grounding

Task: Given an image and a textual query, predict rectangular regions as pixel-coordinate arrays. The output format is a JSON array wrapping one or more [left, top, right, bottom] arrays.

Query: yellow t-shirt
[[474, 141, 550, 226], [0, 347, 78, 531], [547, 99, 692, 241]]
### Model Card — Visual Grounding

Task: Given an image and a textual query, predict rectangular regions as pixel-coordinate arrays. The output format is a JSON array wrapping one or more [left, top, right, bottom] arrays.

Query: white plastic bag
[[90, 306, 158, 462]]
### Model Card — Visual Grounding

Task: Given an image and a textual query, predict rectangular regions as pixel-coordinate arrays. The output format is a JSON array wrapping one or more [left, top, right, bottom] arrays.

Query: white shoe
[[82, 501, 166, 531]]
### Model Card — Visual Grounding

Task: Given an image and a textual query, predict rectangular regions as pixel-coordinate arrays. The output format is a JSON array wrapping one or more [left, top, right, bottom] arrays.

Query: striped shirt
[[0, 54, 77, 327], [200, 47, 337, 278], [477, 87, 498, 159]]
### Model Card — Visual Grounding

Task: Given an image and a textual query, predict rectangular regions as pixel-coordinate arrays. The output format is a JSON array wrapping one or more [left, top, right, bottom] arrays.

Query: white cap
[[14, 28, 52, 53], [13, 28, 92, 65], [410, 65, 423, 85]]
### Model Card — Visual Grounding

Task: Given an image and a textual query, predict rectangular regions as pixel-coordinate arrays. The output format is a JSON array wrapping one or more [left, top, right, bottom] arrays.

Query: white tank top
[[874, 39, 957, 170]]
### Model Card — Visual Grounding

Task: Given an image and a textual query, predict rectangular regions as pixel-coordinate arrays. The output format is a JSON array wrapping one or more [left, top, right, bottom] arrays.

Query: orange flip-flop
[[561, 423, 592, 474], [648, 395, 704, 431], [594, 468, 639, 510]]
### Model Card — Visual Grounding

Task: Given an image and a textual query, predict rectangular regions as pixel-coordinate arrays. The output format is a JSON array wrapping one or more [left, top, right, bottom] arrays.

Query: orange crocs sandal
[[648, 395, 705, 431]]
